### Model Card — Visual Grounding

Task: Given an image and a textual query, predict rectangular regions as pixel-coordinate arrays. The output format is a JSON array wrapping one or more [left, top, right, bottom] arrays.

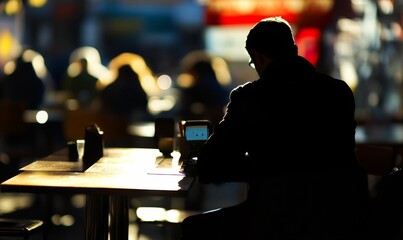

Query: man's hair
[[245, 16, 297, 59]]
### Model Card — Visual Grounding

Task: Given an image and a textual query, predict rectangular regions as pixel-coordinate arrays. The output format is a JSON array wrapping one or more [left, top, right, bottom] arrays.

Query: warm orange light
[[106, 52, 160, 96]]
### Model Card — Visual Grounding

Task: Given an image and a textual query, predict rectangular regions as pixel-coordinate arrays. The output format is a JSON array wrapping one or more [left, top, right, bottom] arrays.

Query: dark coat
[[196, 55, 369, 238]]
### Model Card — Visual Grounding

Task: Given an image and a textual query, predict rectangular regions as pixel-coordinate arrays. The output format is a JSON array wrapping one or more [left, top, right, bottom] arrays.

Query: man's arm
[[197, 85, 251, 184]]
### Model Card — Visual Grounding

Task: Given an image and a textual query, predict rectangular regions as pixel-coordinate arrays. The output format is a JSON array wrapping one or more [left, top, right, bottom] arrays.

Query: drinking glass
[[76, 139, 85, 160]]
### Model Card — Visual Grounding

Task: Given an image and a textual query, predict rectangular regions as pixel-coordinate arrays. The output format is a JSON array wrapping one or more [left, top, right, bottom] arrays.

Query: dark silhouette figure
[[100, 64, 149, 119], [0, 47, 52, 173], [0, 49, 46, 109], [61, 46, 108, 109], [177, 51, 231, 126], [61, 58, 100, 109], [181, 17, 369, 240]]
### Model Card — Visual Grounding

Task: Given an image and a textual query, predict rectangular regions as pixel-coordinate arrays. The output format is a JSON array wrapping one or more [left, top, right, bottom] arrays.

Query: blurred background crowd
[[1, 0, 402, 126]]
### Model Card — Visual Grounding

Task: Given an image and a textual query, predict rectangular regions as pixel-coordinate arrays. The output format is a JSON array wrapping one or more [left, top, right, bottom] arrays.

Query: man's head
[[246, 16, 297, 60]]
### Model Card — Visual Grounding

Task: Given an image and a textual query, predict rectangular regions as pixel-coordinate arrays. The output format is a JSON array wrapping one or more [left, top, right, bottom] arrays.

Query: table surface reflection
[[0, 147, 193, 240]]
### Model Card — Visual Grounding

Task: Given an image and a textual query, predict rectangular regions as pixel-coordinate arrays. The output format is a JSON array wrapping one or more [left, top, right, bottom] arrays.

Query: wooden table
[[0, 148, 193, 240]]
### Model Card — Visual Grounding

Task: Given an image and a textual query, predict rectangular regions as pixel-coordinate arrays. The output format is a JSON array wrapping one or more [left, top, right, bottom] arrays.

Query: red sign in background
[[204, 0, 354, 29], [204, 0, 355, 65]]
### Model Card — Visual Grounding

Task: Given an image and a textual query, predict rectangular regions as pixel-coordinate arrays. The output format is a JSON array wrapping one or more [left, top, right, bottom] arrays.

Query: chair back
[[0, 101, 27, 135], [356, 145, 395, 175]]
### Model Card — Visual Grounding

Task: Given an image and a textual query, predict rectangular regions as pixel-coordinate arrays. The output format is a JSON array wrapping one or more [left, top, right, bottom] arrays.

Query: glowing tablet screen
[[185, 125, 209, 141]]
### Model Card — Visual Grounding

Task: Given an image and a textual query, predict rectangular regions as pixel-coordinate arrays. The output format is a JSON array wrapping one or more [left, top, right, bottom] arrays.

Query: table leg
[[109, 195, 129, 240], [85, 194, 109, 240]]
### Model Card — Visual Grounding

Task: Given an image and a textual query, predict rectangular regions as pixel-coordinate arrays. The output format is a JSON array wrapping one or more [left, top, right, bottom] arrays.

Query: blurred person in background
[[177, 50, 232, 126], [0, 46, 54, 172], [61, 46, 109, 110], [99, 52, 159, 122], [0, 46, 53, 109], [176, 50, 234, 211]]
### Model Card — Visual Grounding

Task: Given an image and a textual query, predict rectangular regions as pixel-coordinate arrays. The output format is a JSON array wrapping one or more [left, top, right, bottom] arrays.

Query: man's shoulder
[[316, 72, 351, 88], [231, 81, 258, 93], [316, 72, 344, 83]]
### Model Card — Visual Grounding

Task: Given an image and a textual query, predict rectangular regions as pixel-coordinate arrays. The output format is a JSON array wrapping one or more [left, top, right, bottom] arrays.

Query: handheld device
[[180, 120, 212, 175], [183, 120, 212, 152]]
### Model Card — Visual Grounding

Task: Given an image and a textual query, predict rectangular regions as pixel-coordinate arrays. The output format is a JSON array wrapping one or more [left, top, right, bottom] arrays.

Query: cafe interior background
[[2, 0, 403, 124], [0, 0, 402, 239]]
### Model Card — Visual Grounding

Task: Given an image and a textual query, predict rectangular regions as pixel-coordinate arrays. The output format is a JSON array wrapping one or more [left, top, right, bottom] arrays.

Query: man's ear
[[251, 49, 272, 75], [254, 50, 264, 63], [292, 44, 298, 55]]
